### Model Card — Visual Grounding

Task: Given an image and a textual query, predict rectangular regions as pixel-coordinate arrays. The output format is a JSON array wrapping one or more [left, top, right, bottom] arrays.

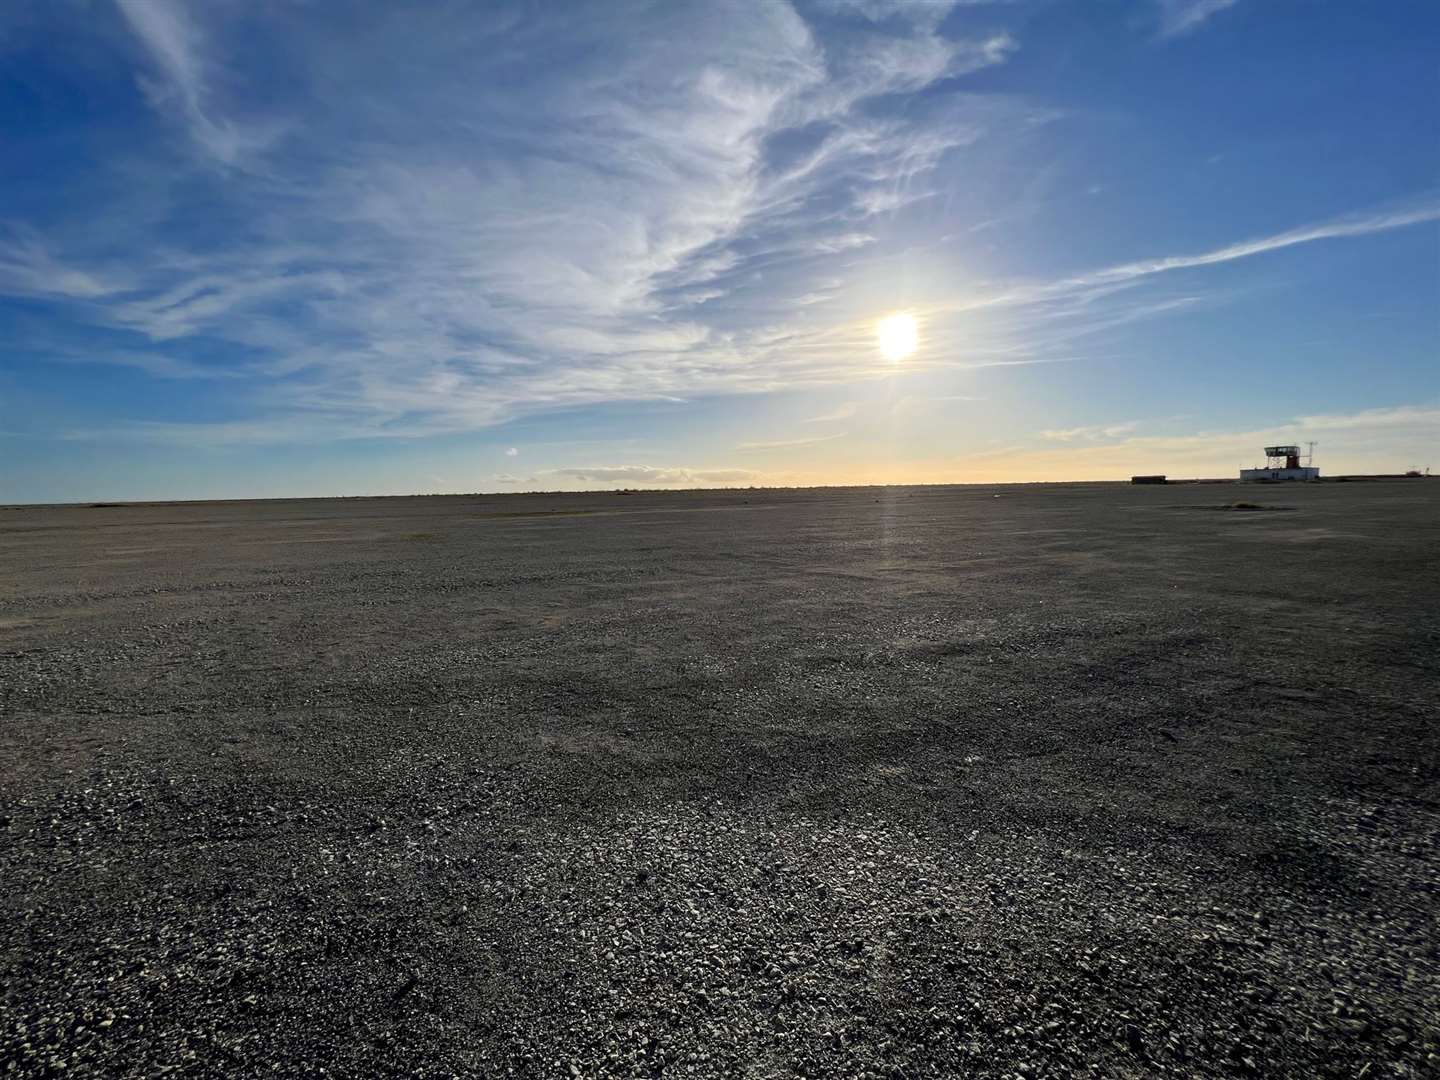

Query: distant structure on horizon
[[1241, 443, 1319, 482]]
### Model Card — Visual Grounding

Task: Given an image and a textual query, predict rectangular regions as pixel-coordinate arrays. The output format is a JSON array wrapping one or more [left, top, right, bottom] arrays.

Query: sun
[[877, 312, 918, 362]]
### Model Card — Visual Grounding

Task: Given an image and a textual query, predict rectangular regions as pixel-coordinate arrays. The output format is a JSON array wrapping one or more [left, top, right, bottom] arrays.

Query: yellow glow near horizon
[[877, 312, 917, 362]]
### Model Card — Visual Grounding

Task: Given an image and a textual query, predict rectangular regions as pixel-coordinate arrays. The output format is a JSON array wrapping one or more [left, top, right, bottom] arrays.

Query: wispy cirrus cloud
[[0, 229, 123, 300], [804, 402, 859, 423], [51, 350, 238, 380], [1291, 404, 1440, 432], [1152, 0, 1238, 40], [1073, 205, 1440, 288], [738, 431, 848, 451], [114, 0, 282, 164], [12, 0, 1027, 442], [929, 202, 1440, 327], [3, 2, 1434, 455], [11, 1, 1025, 440], [1040, 421, 1140, 442]]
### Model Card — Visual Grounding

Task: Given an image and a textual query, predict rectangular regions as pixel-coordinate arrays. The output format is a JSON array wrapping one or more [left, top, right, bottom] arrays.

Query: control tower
[[1240, 444, 1319, 482]]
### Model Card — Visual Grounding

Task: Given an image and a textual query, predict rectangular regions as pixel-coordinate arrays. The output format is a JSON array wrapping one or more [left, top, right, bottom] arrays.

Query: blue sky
[[1, 0, 1436, 501]]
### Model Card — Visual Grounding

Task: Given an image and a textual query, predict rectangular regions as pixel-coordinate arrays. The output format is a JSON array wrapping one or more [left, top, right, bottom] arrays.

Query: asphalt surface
[[2, 481, 1437, 1078]]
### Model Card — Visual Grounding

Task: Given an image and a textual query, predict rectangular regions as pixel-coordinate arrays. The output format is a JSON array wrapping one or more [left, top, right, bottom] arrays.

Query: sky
[[1, 0, 1437, 502]]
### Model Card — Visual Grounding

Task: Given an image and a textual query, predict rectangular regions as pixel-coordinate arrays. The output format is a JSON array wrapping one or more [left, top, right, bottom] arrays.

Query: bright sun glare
[[877, 312, 918, 362]]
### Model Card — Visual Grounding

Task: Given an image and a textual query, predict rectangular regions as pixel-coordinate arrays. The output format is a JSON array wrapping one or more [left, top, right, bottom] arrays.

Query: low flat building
[[1240, 466, 1319, 481]]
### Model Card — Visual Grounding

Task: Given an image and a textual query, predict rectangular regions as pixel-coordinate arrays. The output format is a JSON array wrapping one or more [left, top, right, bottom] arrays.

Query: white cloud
[[32, 2, 1028, 443], [737, 432, 848, 451], [504, 446, 519, 457], [114, 0, 280, 164], [7, 5, 1435, 453], [66, 417, 365, 446], [1292, 404, 1440, 431], [0, 229, 122, 300], [804, 402, 859, 423], [53, 351, 237, 380], [544, 465, 758, 486], [1153, 0, 1238, 40], [818, 0, 955, 28], [1077, 206, 1440, 288], [932, 202, 1440, 324], [1040, 421, 1140, 441]]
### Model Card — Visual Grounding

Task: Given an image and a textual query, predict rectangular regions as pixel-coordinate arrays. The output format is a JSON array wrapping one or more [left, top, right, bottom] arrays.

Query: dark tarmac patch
[[479, 509, 604, 519], [1174, 501, 1297, 512]]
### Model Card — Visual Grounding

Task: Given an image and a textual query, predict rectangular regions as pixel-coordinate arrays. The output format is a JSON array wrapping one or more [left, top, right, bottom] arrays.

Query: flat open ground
[[2, 481, 1437, 1078]]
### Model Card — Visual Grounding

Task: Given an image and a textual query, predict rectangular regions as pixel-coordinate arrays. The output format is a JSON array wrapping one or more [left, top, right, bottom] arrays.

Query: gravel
[[2, 481, 1437, 1077]]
